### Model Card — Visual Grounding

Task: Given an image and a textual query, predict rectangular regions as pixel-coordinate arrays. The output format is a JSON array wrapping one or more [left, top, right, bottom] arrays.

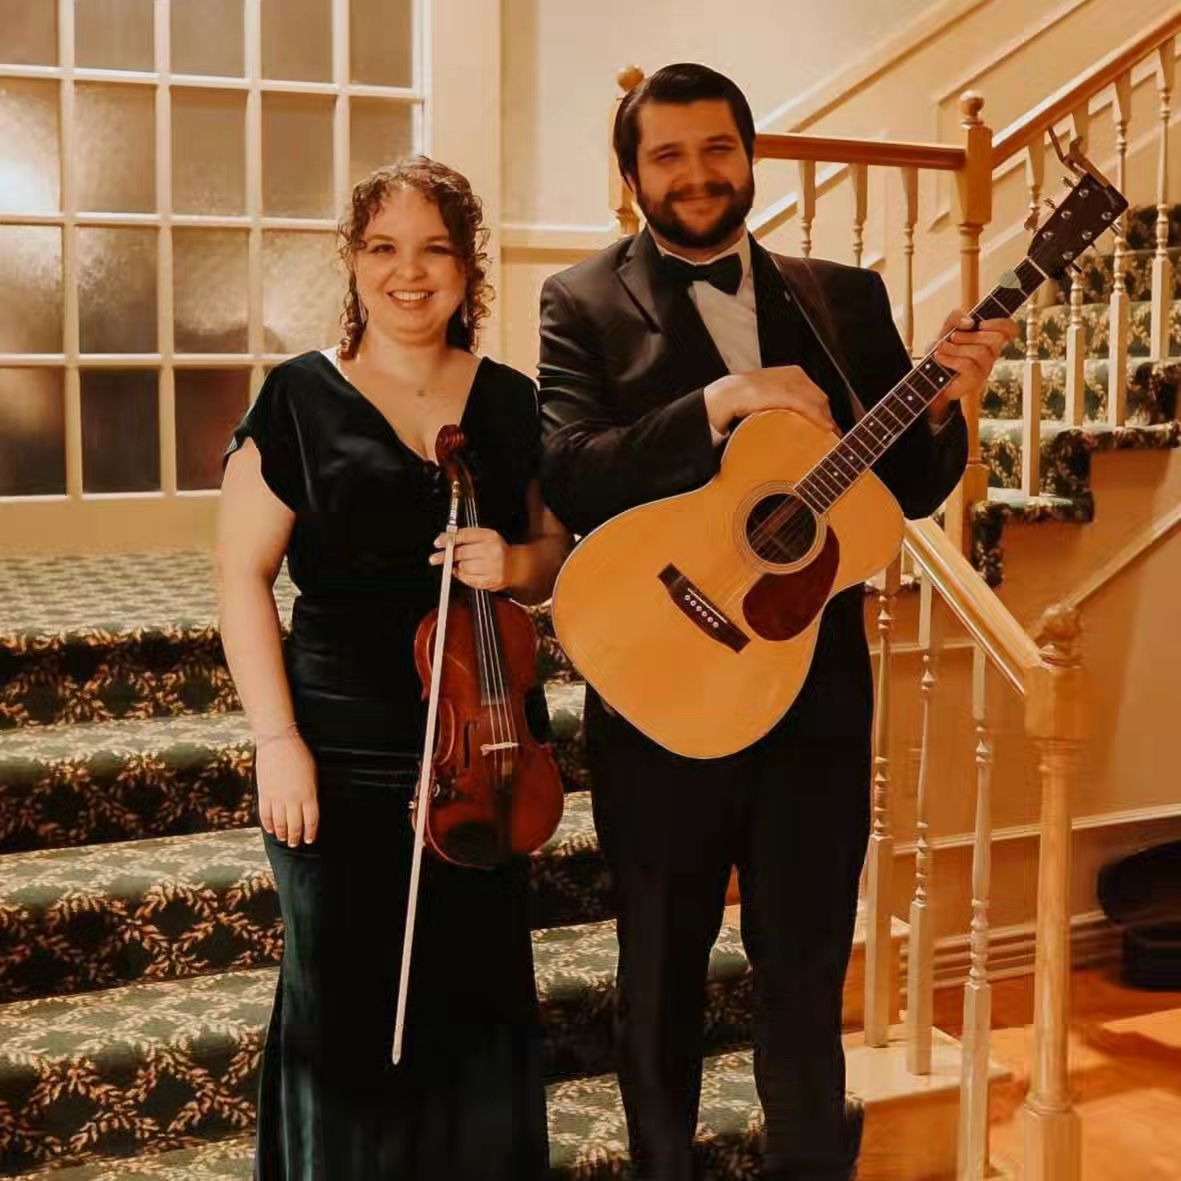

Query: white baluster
[[865, 558, 902, 1048], [1108, 72, 1133, 426], [1064, 105, 1090, 427], [906, 578, 942, 1075], [957, 646, 994, 1180], [799, 159, 816, 259], [1023, 142, 1046, 497], [1151, 41, 1176, 361], [900, 166, 919, 355], [850, 161, 868, 268]]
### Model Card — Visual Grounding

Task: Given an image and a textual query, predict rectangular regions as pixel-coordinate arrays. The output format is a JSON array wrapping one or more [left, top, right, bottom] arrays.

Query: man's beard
[[634, 174, 755, 252]]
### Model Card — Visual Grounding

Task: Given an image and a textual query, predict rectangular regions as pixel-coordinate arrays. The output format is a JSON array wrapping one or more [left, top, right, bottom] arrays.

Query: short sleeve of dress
[[222, 370, 305, 512]]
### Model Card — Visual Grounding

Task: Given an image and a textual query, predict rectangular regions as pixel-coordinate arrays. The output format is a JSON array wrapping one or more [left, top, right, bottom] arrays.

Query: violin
[[393, 424, 564, 1063]]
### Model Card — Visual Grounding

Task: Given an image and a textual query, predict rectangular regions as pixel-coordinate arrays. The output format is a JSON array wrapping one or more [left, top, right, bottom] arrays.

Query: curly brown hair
[[337, 156, 492, 359]]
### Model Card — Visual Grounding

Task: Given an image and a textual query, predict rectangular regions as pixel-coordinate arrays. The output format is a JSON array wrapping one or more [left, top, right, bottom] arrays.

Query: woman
[[215, 157, 570, 1180]]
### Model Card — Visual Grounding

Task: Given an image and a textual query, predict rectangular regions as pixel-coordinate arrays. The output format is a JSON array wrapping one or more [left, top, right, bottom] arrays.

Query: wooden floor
[[934, 966, 1181, 1180]]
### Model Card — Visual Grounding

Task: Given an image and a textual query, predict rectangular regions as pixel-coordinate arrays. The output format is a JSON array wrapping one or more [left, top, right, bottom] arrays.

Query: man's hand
[[704, 365, 839, 438], [928, 310, 1019, 423]]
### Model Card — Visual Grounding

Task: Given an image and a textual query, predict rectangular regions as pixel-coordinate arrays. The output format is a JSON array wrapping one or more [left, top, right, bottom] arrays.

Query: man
[[538, 64, 1016, 1181]]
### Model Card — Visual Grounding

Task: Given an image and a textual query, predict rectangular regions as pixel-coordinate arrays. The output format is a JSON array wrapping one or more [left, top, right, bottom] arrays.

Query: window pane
[[78, 228, 157, 353], [0, 80, 60, 212], [171, 0, 243, 77], [75, 0, 154, 72], [262, 94, 333, 218], [75, 83, 155, 213], [263, 232, 340, 354], [0, 227, 62, 353], [350, 100, 413, 188], [0, 1, 58, 66], [172, 88, 246, 215], [176, 368, 250, 490], [81, 369, 159, 492], [262, 0, 330, 82], [174, 229, 248, 353], [0, 369, 65, 496], [350, 0, 413, 87]]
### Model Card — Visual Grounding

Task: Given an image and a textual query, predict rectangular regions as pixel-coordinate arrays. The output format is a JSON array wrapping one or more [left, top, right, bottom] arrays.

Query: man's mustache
[[667, 183, 735, 202]]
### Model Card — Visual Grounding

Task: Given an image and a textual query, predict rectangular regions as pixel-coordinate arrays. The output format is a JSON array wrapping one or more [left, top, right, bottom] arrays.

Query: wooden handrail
[[992, 6, 1181, 166], [755, 131, 965, 171], [903, 518, 1042, 695]]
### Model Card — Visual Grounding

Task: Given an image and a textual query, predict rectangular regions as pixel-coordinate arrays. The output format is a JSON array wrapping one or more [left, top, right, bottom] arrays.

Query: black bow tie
[[659, 252, 743, 296]]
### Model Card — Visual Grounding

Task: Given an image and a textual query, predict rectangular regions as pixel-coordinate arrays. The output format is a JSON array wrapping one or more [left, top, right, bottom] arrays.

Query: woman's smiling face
[[353, 187, 467, 346]]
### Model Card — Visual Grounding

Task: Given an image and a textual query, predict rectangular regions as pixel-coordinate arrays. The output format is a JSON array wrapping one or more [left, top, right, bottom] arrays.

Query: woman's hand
[[256, 730, 319, 847], [430, 527, 518, 591]]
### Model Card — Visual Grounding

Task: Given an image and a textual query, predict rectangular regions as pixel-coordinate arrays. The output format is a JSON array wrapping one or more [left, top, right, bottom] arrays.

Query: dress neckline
[[316, 347, 488, 464]]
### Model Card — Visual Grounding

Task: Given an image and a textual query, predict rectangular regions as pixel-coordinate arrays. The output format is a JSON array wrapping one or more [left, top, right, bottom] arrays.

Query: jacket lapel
[[616, 229, 731, 392]]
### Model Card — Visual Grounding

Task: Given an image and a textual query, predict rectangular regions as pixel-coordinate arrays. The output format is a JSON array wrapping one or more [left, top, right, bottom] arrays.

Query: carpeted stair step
[[981, 357, 1179, 425], [0, 792, 609, 1002], [979, 419, 1181, 498], [999, 298, 1181, 363], [0, 555, 576, 732], [0, 681, 588, 855], [1050, 244, 1181, 306], [0, 920, 755, 1173], [15, 1027, 992, 1181]]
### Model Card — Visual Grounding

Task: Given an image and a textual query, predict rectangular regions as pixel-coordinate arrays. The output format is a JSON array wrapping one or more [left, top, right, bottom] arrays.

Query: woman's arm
[[430, 479, 573, 606], [215, 439, 318, 847]]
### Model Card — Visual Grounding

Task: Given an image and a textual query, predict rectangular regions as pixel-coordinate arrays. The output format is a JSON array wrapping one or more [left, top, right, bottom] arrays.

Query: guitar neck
[[794, 256, 1046, 516]]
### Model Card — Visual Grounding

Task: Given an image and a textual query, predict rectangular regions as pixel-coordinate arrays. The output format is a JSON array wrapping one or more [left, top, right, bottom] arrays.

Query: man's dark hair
[[613, 63, 757, 185]]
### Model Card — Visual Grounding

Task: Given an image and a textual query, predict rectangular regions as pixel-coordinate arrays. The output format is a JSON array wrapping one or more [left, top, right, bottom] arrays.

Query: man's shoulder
[[765, 249, 882, 295], [544, 236, 635, 300]]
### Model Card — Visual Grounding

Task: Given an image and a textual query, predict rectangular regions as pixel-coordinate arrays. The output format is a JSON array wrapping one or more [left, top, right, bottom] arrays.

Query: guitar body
[[551, 409, 904, 759]]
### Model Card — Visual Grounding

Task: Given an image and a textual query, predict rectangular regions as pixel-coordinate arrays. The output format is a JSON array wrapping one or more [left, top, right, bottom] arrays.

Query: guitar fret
[[977, 293, 1010, 320], [876, 401, 907, 430], [810, 466, 842, 499]]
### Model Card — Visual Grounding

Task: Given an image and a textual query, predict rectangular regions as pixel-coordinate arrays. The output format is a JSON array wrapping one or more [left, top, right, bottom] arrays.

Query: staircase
[[974, 202, 1181, 586], [4, 555, 1002, 1180]]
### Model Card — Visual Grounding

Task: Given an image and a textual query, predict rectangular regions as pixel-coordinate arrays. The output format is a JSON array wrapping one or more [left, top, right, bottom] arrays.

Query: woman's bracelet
[[254, 721, 300, 752]]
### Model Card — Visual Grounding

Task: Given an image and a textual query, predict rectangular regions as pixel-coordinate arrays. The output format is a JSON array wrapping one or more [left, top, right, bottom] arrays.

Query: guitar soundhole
[[745, 493, 817, 566]]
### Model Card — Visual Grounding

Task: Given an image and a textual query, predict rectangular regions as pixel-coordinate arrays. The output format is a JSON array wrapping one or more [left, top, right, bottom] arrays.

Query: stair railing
[[991, 11, 1181, 494]]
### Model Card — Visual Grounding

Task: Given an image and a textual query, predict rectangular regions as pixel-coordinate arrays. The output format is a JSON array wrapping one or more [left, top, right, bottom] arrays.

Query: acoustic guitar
[[550, 138, 1127, 758]]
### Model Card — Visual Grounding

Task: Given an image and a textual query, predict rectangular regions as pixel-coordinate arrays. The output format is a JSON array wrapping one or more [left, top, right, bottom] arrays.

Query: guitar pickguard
[[742, 528, 841, 641]]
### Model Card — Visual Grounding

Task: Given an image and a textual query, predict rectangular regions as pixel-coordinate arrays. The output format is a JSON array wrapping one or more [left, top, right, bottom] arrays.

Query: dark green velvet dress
[[223, 351, 550, 1181]]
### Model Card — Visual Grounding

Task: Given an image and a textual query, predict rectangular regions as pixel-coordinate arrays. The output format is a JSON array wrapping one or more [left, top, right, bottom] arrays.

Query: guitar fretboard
[[794, 257, 1045, 515]]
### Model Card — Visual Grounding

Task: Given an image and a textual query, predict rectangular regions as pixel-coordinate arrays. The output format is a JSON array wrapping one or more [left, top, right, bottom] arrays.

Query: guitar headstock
[[1027, 132, 1128, 281]]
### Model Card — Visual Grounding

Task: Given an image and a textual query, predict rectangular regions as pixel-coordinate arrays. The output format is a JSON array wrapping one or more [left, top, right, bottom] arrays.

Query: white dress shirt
[[657, 233, 950, 444]]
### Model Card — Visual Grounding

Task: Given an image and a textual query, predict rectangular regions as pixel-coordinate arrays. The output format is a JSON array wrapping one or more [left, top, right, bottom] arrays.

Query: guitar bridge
[[658, 565, 749, 653]]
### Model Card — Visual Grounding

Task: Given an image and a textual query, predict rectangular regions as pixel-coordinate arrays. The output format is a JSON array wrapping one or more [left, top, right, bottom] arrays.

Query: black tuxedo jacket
[[538, 229, 967, 741]]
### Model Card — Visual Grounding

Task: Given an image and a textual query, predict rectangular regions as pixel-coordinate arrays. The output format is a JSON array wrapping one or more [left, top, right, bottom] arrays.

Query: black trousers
[[585, 691, 871, 1181]]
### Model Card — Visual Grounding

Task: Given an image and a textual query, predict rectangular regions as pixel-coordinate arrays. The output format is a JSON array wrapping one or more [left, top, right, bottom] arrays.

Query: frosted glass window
[[172, 88, 246, 215], [174, 230, 248, 353], [0, 80, 60, 212], [0, 369, 65, 496], [75, 0, 154, 72], [176, 369, 250, 490], [0, 1, 58, 66], [350, 0, 413, 87], [75, 83, 155, 213], [350, 100, 414, 188], [78, 229, 157, 354], [262, 0, 330, 82], [171, 0, 243, 77], [262, 232, 341, 354], [81, 369, 159, 492], [262, 95, 334, 218], [0, 227, 62, 354]]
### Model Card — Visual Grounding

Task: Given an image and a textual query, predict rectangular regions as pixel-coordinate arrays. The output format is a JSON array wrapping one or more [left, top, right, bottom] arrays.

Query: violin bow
[[392, 457, 464, 1066]]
